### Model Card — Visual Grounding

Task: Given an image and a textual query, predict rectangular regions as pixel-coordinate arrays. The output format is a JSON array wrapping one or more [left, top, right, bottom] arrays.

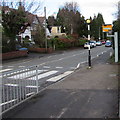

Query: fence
[[1, 65, 46, 114]]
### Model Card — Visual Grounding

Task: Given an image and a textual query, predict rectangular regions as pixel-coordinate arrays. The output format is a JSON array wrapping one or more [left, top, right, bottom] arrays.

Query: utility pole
[[44, 7, 47, 52]]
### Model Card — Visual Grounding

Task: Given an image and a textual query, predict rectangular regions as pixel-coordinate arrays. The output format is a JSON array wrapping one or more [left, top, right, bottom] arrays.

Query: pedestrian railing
[[1, 65, 45, 114]]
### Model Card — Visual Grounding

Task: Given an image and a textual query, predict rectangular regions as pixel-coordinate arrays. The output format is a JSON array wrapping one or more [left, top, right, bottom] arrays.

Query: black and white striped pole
[[86, 19, 91, 68]]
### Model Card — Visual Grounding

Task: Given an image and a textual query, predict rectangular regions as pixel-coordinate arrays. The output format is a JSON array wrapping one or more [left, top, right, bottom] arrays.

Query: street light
[[44, 7, 47, 52], [86, 19, 91, 68]]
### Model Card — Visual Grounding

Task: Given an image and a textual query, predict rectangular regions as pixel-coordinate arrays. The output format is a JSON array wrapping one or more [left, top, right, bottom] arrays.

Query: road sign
[[102, 24, 112, 32]]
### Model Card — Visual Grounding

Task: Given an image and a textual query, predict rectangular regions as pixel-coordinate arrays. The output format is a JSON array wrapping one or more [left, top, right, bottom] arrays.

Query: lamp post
[[44, 7, 47, 52], [86, 19, 91, 68]]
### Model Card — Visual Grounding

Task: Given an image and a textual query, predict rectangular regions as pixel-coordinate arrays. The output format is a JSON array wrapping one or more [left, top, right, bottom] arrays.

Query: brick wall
[[1, 50, 28, 60], [28, 48, 53, 53]]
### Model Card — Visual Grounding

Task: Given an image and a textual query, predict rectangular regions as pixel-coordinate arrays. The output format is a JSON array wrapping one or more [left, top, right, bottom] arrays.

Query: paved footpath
[[3, 57, 120, 118]]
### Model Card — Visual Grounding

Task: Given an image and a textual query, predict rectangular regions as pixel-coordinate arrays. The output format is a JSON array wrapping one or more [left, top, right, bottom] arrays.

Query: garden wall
[[28, 48, 53, 53], [1, 50, 28, 60]]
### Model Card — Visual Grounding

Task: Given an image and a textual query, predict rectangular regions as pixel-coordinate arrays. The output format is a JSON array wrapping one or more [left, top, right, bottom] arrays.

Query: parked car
[[101, 41, 106, 44], [16, 44, 28, 52], [96, 41, 102, 46], [90, 41, 96, 47], [105, 41, 112, 47], [84, 42, 92, 49]]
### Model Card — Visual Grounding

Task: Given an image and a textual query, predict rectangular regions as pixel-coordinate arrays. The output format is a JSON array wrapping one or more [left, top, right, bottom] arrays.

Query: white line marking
[[28, 70, 58, 80], [0, 99, 17, 106], [80, 61, 87, 64], [26, 86, 38, 88], [19, 66, 25, 68], [8, 66, 14, 68], [48, 56, 52, 58], [5, 84, 18, 87], [0, 69, 12, 73], [43, 66, 50, 68], [47, 71, 73, 82], [70, 67, 76, 69], [76, 63, 80, 69], [8, 70, 48, 79], [56, 67, 63, 69]]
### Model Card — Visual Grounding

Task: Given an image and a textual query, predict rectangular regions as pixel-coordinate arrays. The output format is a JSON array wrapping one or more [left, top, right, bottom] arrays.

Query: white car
[[84, 42, 92, 49], [90, 41, 96, 47], [96, 41, 102, 46]]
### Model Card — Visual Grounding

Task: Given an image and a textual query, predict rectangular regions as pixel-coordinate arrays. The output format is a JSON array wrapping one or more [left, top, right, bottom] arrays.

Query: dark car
[[16, 44, 28, 52], [105, 42, 112, 47]]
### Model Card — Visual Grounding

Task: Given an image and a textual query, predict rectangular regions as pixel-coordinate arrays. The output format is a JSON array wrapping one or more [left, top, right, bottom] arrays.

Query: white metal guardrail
[[1, 65, 46, 114]]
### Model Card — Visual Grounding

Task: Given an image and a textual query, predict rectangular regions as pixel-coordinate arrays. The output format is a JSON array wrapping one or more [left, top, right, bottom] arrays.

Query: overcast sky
[[4, 0, 119, 24], [42, 0, 119, 24]]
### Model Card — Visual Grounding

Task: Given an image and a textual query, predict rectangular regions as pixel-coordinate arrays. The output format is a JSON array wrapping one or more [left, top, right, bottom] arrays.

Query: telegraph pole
[[44, 7, 47, 52]]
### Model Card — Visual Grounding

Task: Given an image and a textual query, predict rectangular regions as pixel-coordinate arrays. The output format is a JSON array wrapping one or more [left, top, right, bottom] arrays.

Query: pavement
[[2, 50, 120, 119]]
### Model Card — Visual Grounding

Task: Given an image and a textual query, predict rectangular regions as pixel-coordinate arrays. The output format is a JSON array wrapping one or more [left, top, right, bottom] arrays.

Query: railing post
[[36, 66, 39, 93]]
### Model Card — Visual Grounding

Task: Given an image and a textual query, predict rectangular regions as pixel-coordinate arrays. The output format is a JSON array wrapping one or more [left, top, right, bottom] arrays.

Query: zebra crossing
[[1, 66, 74, 113], [0, 66, 74, 112]]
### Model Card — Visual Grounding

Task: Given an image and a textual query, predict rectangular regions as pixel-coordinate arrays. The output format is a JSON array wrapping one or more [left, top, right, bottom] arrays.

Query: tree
[[33, 25, 45, 47], [47, 16, 57, 32], [1, 0, 43, 51], [56, 2, 84, 35], [91, 13, 105, 40], [113, 1, 120, 32], [2, 5, 27, 51]]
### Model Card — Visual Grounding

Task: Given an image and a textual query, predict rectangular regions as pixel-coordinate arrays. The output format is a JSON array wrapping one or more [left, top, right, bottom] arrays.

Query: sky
[[41, 0, 120, 24], [3, 0, 119, 24]]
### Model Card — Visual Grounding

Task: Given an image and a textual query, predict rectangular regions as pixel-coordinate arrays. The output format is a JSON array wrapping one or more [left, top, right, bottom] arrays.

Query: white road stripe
[[28, 70, 58, 80], [26, 86, 38, 88], [76, 63, 80, 69], [47, 71, 73, 82], [43, 66, 50, 68], [56, 67, 63, 69], [19, 66, 25, 68], [0, 69, 12, 73], [8, 66, 14, 68], [5, 84, 18, 87], [8, 70, 48, 79]]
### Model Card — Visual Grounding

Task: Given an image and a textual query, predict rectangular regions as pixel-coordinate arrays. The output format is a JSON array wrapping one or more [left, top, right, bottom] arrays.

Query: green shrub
[[79, 39, 87, 46], [2, 46, 12, 53]]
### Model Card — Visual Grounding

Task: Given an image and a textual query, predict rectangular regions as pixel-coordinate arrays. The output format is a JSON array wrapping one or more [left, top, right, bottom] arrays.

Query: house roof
[[37, 17, 45, 24]]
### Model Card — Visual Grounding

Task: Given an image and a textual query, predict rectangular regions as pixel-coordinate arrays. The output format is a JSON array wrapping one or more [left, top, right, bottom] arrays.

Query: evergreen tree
[[91, 13, 105, 40]]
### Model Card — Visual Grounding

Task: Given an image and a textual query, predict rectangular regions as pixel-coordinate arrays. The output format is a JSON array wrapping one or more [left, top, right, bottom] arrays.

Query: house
[[19, 15, 51, 43], [50, 26, 66, 38], [38, 16, 51, 38]]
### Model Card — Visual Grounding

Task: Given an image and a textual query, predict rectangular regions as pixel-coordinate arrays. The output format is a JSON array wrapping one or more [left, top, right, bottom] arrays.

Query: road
[[1, 45, 113, 113], [2, 45, 118, 118], [2, 45, 112, 71]]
